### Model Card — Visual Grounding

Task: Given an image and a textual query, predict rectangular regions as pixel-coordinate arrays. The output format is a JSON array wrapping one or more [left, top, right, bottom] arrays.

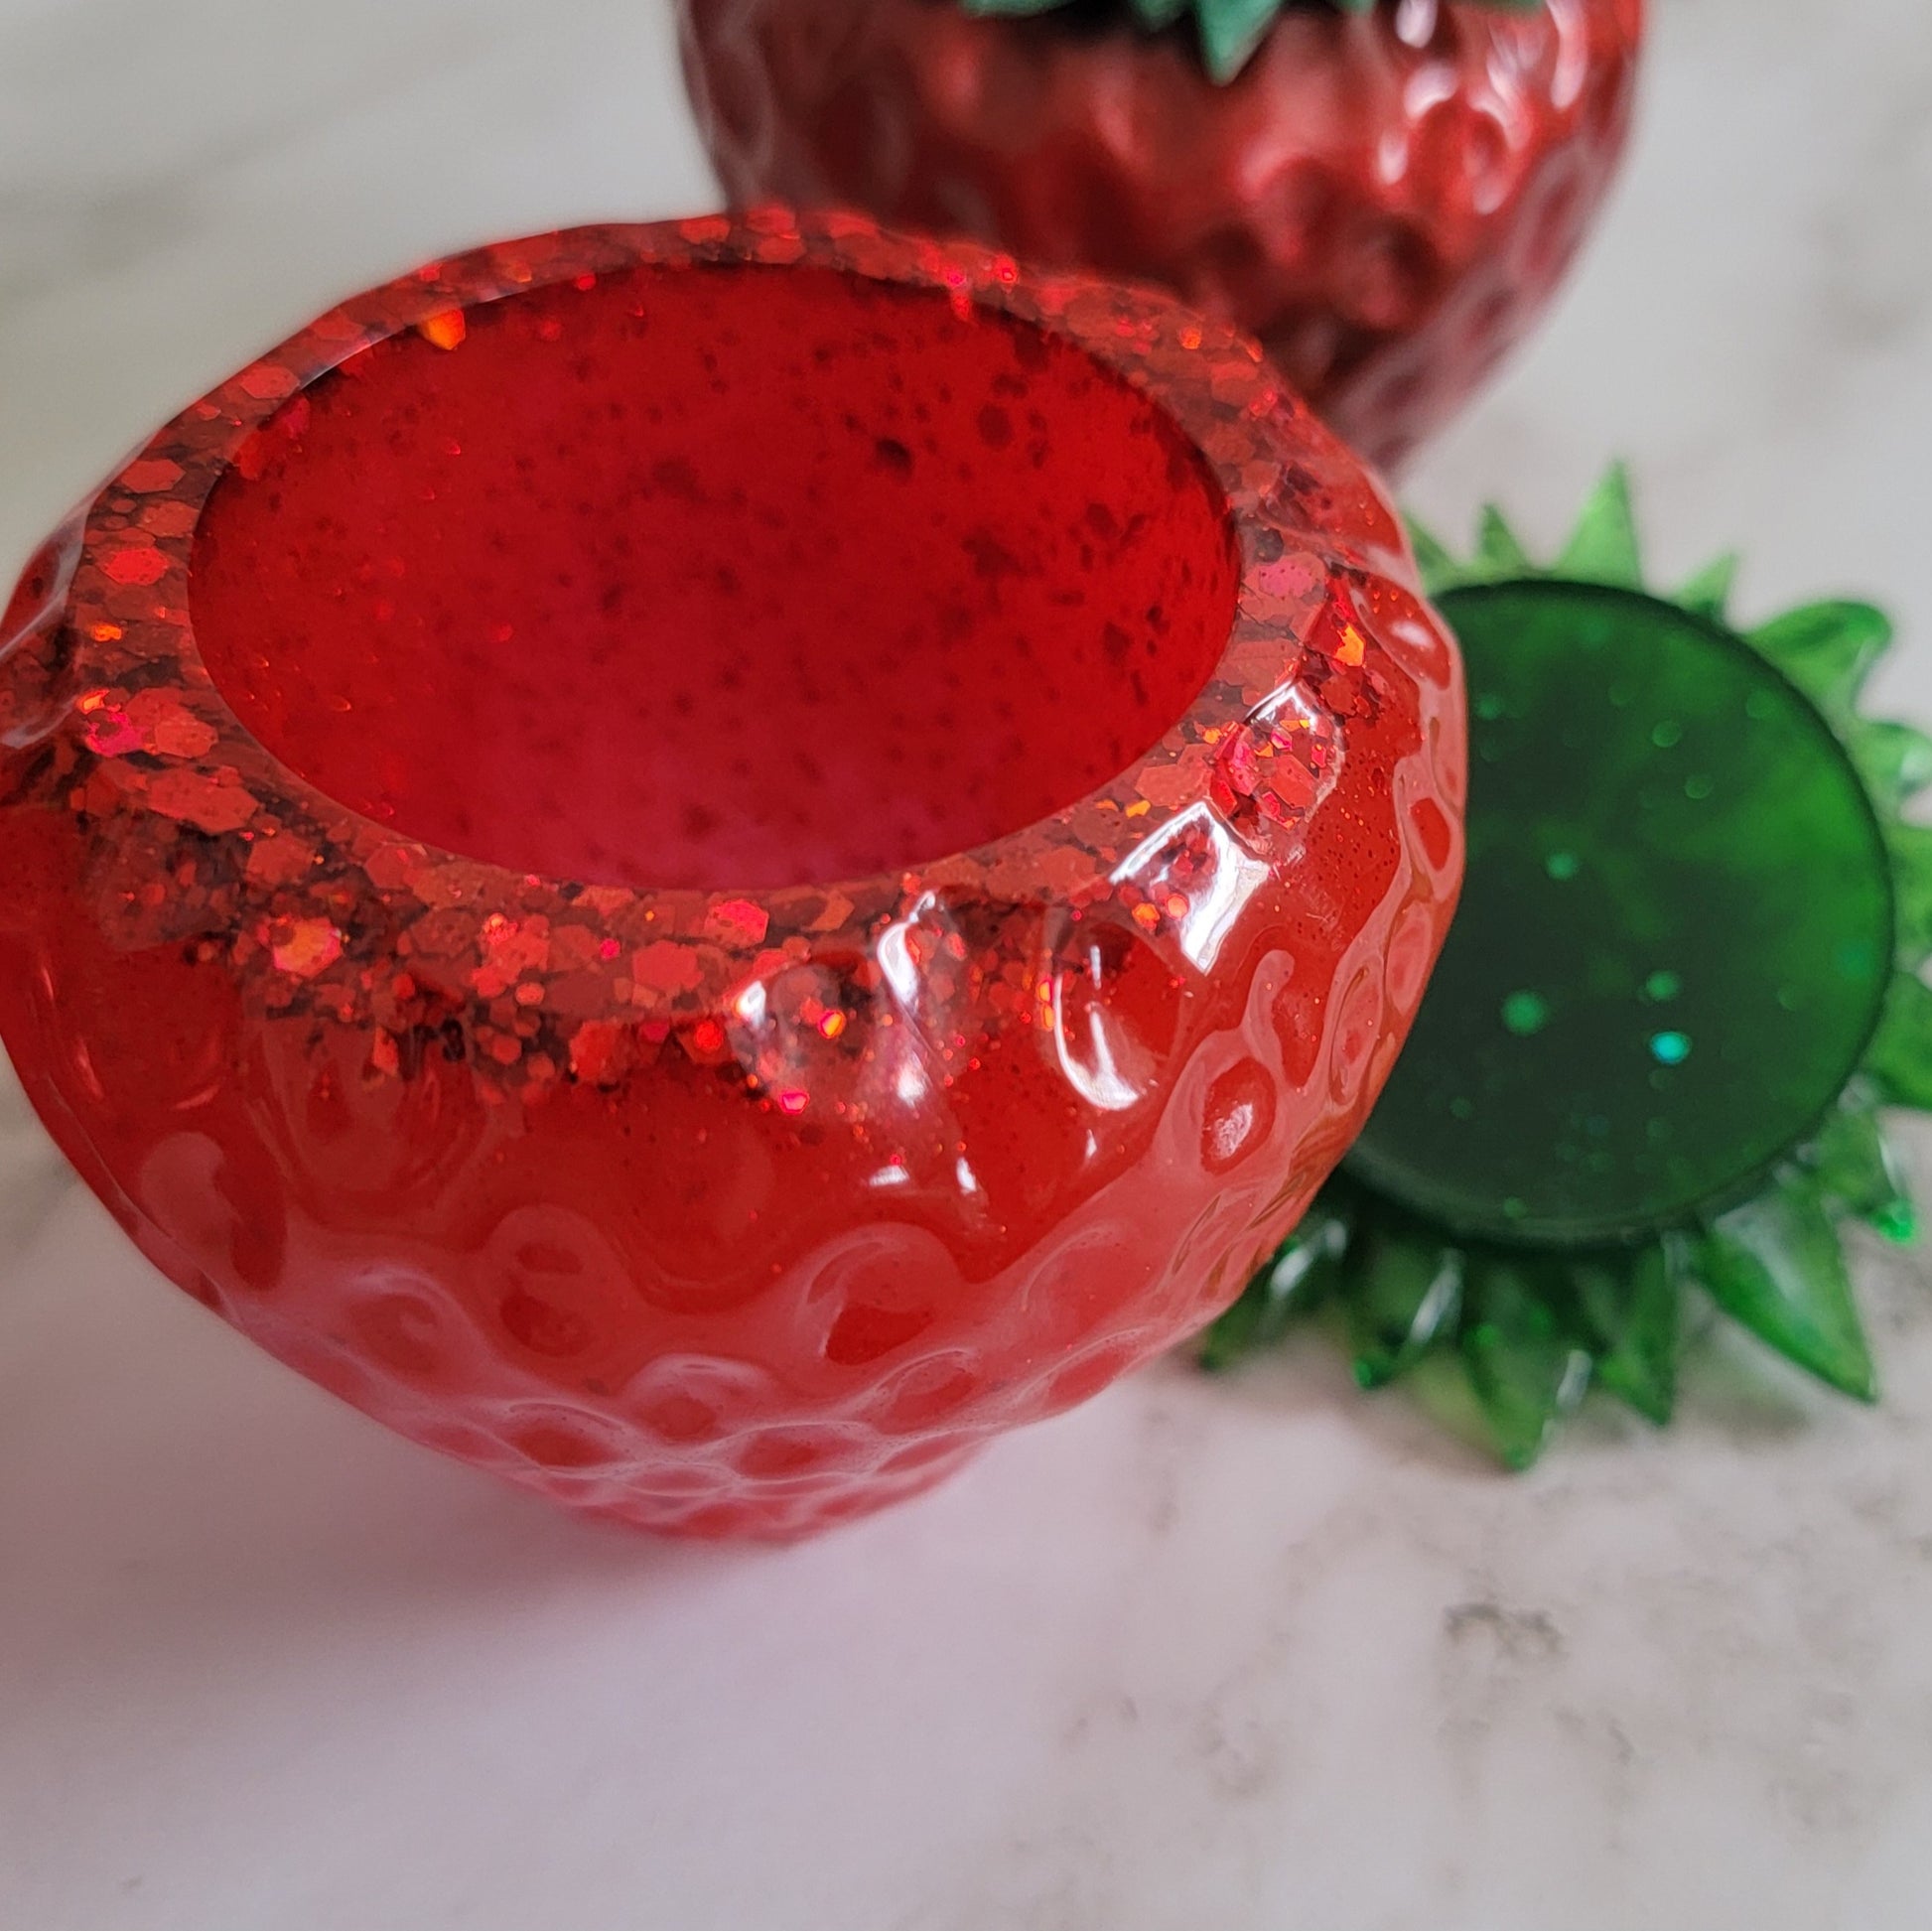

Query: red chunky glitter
[[0, 212, 1463, 1538]]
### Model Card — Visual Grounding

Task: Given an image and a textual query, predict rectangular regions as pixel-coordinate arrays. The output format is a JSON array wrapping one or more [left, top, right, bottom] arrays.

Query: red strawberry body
[[678, 0, 1643, 471], [0, 215, 1462, 1540]]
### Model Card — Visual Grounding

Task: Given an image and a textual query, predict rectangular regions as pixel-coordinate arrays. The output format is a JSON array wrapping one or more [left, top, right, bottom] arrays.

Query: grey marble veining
[[3, 4, 1932, 1927]]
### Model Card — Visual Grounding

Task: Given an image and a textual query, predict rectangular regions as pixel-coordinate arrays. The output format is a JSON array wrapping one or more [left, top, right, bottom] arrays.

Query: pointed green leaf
[[1195, 0, 1282, 81], [1404, 513, 1460, 597], [1343, 1220, 1461, 1388], [1746, 601, 1891, 715], [1474, 504, 1533, 580], [1459, 1254, 1592, 1468], [1865, 970, 1932, 1110], [1810, 1100, 1917, 1243], [1572, 1241, 1683, 1424], [1128, 0, 1187, 28], [1554, 464, 1642, 587], [1699, 1179, 1875, 1401], [1888, 823, 1932, 968], [1675, 552, 1738, 621], [1199, 1198, 1350, 1369], [1847, 718, 1932, 811]]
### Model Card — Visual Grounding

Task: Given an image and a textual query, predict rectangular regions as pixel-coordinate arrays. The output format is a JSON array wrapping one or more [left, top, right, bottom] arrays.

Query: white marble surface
[[4, 3, 1932, 1926]]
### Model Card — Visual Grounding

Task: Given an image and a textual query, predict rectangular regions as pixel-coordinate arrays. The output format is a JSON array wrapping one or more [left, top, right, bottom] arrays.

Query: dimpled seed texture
[[0, 213, 1462, 1538]]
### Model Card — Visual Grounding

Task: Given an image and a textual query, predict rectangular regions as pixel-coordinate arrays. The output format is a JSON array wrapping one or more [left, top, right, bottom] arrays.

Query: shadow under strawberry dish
[[0, 211, 1461, 1538]]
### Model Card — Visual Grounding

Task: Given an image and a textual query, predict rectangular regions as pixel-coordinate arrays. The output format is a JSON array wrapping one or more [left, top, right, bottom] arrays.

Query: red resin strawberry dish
[[0, 211, 1462, 1538], [679, 0, 1644, 471]]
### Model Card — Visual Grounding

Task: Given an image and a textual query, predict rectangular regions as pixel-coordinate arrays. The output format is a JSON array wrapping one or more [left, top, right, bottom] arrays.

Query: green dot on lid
[[1644, 970, 1681, 1002], [1651, 719, 1684, 749], [1649, 1030, 1692, 1065], [1685, 773, 1715, 800], [1501, 991, 1551, 1036], [1546, 851, 1580, 881]]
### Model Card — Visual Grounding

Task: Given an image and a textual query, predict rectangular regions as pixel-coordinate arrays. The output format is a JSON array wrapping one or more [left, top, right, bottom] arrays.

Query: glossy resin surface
[[678, 0, 1643, 471], [0, 212, 1462, 1537]]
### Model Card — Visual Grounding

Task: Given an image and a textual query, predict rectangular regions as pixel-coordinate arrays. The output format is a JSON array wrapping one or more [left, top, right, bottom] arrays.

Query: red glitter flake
[[140, 766, 258, 834], [567, 1018, 625, 1083], [0, 211, 1461, 1542], [244, 830, 317, 887], [236, 362, 301, 402], [82, 707, 143, 757], [270, 916, 344, 979], [125, 688, 218, 759], [417, 311, 467, 350], [101, 544, 168, 588], [120, 460, 185, 494], [472, 911, 551, 996], [706, 897, 769, 946], [631, 939, 705, 997]]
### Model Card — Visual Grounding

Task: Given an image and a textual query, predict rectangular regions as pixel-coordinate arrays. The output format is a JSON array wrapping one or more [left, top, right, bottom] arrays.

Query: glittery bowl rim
[[37, 207, 1425, 1024]]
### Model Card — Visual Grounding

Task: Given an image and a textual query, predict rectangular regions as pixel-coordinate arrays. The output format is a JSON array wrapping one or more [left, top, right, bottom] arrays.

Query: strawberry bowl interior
[[188, 257, 1241, 892], [0, 212, 1464, 1539]]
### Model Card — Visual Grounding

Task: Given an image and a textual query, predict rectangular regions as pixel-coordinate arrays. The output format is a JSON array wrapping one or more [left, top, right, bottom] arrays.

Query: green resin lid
[[1205, 471, 1932, 1466]]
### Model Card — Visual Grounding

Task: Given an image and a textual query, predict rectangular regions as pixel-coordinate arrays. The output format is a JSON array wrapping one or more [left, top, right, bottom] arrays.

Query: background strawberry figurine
[[678, 0, 1643, 473]]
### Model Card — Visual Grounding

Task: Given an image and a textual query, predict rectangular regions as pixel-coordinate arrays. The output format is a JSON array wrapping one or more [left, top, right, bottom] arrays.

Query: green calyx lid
[[1205, 468, 1932, 1467], [961, 0, 1540, 85]]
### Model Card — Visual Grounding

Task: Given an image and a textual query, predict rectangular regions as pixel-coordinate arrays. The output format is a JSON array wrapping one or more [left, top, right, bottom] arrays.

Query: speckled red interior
[[189, 265, 1238, 891]]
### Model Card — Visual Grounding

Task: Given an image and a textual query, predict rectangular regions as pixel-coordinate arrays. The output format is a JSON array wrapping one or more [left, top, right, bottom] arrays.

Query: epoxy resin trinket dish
[[0, 211, 1461, 1536]]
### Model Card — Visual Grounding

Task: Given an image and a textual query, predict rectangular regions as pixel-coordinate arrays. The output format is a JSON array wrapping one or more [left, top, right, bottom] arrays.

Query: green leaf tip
[[1747, 601, 1891, 716], [1474, 503, 1533, 579], [1555, 463, 1642, 588], [1459, 1258, 1591, 1468], [1195, 0, 1280, 82], [1699, 1182, 1876, 1403], [1810, 1101, 1917, 1244], [1199, 1204, 1348, 1370], [1574, 1242, 1682, 1426], [1886, 823, 1932, 969], [1848, 719, 1932, 812], [1404, 513, 1459, 598], [1865, 971, 1932, 1112], [1676, 551, 1739, 621], [1345, 1223, 1460, 1388]]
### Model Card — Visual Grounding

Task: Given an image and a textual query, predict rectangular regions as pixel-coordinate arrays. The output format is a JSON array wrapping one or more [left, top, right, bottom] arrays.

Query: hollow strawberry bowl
[[0, 211, 1462, 1538]]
